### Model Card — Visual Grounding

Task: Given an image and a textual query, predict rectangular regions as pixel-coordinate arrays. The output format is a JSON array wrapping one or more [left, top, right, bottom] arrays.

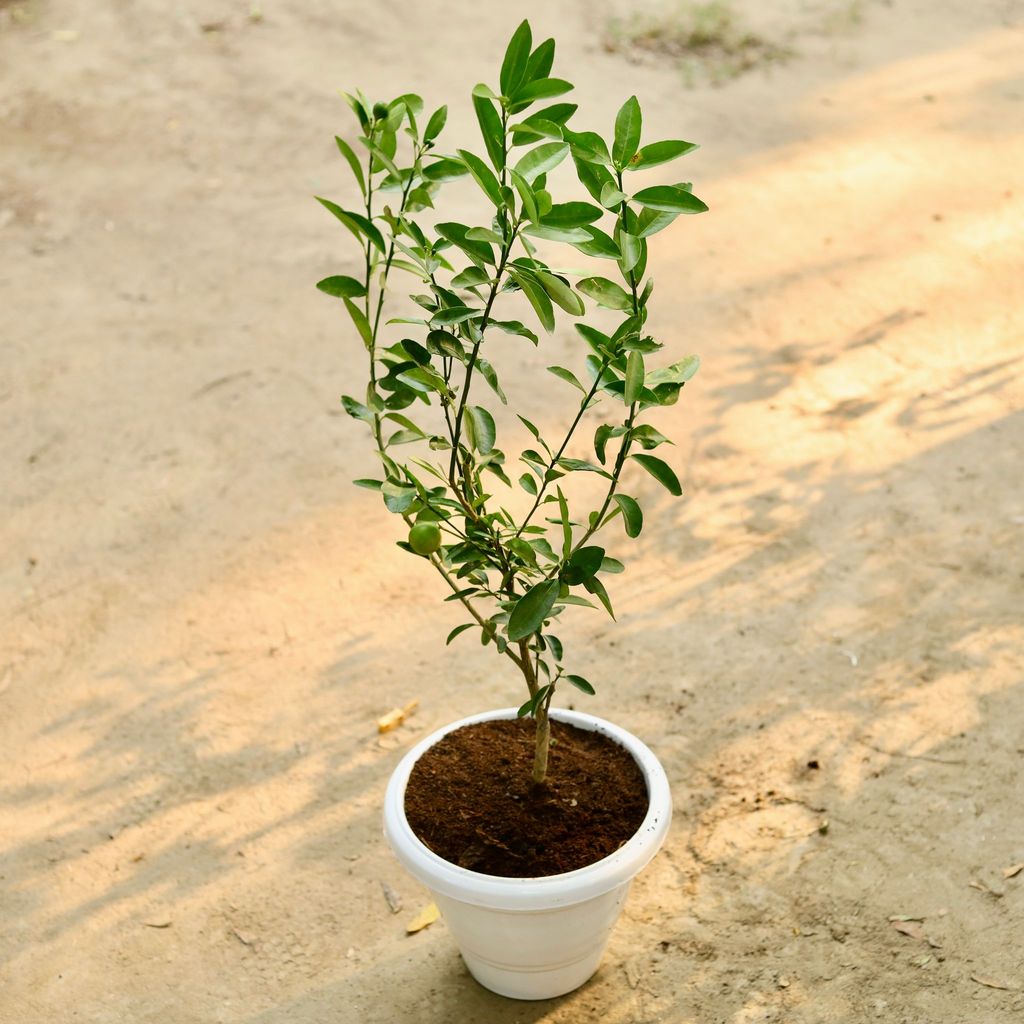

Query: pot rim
[[382, 707, 672, 910]]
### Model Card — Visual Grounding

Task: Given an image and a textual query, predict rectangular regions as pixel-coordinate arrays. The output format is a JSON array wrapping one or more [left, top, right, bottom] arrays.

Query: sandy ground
[[2, 1, 1023, 1021]]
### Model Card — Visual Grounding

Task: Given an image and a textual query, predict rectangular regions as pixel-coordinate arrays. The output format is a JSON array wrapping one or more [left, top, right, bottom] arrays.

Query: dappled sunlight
[[3, 3, 1023, 1022]]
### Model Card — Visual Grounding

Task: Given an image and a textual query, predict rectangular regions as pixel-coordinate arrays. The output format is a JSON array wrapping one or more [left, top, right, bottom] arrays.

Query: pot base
[[432, 882, 632, 1000], [462, 942, 605, 1001]]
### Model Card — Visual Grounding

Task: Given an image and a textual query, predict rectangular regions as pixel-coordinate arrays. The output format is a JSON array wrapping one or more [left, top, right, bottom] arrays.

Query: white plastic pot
[[383, 707, 672, 1000]]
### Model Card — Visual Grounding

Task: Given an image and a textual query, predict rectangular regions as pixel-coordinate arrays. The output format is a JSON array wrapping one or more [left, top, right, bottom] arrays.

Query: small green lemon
[[408, 522, 442, 555]]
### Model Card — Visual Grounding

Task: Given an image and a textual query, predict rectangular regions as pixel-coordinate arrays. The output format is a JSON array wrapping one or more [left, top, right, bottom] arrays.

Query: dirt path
[[2, 2, 1022, 1021]]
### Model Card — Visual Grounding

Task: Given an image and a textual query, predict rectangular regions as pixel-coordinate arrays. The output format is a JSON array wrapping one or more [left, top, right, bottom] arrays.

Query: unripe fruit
[[408, 522, 442, 555]]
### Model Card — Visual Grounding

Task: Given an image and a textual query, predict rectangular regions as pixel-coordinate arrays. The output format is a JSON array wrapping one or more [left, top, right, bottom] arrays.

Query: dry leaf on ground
[[1002, 863, 1024, 879], [406, 902, 439, 934], [970, 973, 1019, 991], [891, 920, 925, 940], [377, 699, 420, 733]]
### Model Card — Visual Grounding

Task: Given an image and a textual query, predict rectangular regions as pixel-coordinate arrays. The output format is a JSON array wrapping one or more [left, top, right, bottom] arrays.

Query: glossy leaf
[[627, 139, 698, 171], [632, 185, 708, 214], [507, 579, 560, 641], [566, 674, 595, 695], [525, 37, 555, 82], [315, 197, 385, 252], [316, 275, 367, 298], [424, 105, 448, 143], [613, 493, 643, 537], [612, 95, 642, 167], [624, 350, 645, 405], [343, 297, 373, 348], [334, 136, 366, 193], [472, 93, 506, 172], [547, 365, 586, 392], [478, 357, 507, 404], [514, 142, 569, 184], [422, 158, 471, 183], [446, 623, 475, 645], [515, 78, 573, 104], [576, 277, 632, 311], [458, 149, 504, 207], [500, 19, 533, 97], [537, 270, 585, 315], [466, 405, 497, 454], [631, 453, 682, 495], [541, 201, 603, 228], [618, 231, 642, 274]]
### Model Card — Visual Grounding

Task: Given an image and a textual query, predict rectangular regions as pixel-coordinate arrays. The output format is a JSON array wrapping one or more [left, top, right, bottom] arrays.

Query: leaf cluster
[[318, 20, 705, 717]]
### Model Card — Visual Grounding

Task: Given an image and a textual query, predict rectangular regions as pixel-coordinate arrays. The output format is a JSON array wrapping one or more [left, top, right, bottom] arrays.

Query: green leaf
[[343, 297, 373, 348], [437, 221, 494, 267], [507, 579, 560, 641], [465, 226, 504, 244], [500, 19, 533, 97], [382, 480, 417, 514], [557, 486, 572, 559], [334, 136, 366, 194], [646, 355, 700, 385], [566, 674, 595, 695], [525, 37, 555, 82], [458, 149, 505, 207], [630, 424, 672, 449], [517, 684, 552, 718], [424, 105, 448, 143], [571, 225, 620, 260], [472, 93, 506, 172], [431, 305, 480, 326], [466, 405, 496, 454], [600, 555, 625, 574], [569, 545, 605, 576], [594, 423, 616, 464], [613, 493, 643, 537], [632, 185, 708, 214], [564, 129, 611, 165], [636, 207, 679, 238], [600, 182, 627, 209], [316, 275, 367, 298], [422, 158, 470, 183], [477, 357, 507, 404], [536, 270, 585, 315], [573, 155, 616, 202], [584, 575, 615, 618], [612, 95, 642, 168], [541, 201, 604, 228], [315, 197, 385, 252], [523, 223, 591, 244], [618, 231, 642, 274], [450, 265, 491, 289], [519, 473, 538, 495], [514, 142, 569, 184], [341, 394, 373, 422], [558, 458, 611, 478], [518, 414, 542, 439], [547, 365, 585, 392], [491, 319, 539, 344], [512, 270, 555, 332], [577, 277, 632, 311], [446, 623, 475, 646], [509, 169, 539, 222], [624, 350, 645, 405], [631, 453, 682, 495], [514, 78, 574, 104], [627, 139, 698, 171]]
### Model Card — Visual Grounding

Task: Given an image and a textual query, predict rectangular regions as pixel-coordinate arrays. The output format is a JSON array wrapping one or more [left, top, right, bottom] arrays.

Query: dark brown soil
[[403, 718, 649, 877]]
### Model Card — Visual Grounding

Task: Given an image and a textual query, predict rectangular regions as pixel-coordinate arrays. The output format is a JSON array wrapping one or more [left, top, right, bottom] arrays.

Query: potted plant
[[317, 20, 706, 1000]]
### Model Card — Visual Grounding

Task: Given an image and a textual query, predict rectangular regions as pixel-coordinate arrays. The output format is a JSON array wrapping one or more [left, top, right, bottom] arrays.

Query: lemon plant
[[318, 20, 705, 784]]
